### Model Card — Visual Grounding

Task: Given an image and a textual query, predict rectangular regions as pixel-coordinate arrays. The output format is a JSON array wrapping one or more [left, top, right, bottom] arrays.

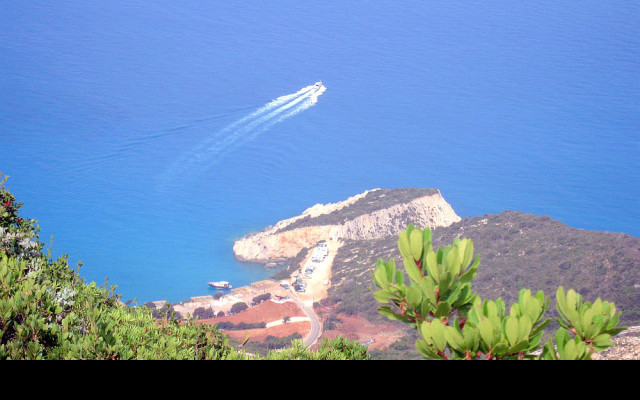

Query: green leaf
[[492, 342, 509, 356], [517, 315, 533, 343], [416, 340, 440, 359], [478, 318, 494, 348], [438, 271, 453, 294], [459, 257, 479, 283], [423, 228, 433, 253], [484, 301, 498, 318], [420, 277, 438, 306], [505, 316, 519, 347], [463, 326, 479, 352], [373, 263, 389, 288], [385, 258, 396, 284], [433, 301, 451, 319], [378, 306, 406, 322], [409, 228, 423, 260], [395, 269, 405, 286], [445, 326, 466, 353], [556, 286, 567, 314], [426, 320, 447, 352], [445, 248, 459, 273], [403, 256, 423, 284], [592, 334, 613, 349], [406, 286, 423, 309], [373, 290, 396, 303], [566, 289, 579, 312], [555, 328, 569, 354], [461, 239, 474, 269], [507, 340, 530, 355], [398, 232, 411, 259], [560, 339, 578, 360], [425, 251, 439, 282]]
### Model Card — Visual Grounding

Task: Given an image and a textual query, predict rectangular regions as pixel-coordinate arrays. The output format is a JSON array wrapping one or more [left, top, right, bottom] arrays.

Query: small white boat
[[208, 281, 232, 289], [314, 81, 323, 88]]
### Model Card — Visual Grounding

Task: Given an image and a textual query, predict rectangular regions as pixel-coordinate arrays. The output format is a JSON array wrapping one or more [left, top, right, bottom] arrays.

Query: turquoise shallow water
[[1, 1, 638, 303]]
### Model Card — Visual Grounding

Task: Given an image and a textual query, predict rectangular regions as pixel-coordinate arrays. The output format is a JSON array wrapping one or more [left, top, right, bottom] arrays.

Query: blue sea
[[1, 1, 638, 303]]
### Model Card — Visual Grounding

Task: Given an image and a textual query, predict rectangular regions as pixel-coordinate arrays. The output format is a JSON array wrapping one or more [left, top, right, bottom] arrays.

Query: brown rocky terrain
[[196, 300, 310, 344]]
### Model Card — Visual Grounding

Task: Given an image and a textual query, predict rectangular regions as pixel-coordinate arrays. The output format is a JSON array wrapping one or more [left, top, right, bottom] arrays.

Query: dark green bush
[[193, 307, 216, 320], [252, 293, 271, 305], [215, 321, 266, 331], [230, 302, 249, 315]]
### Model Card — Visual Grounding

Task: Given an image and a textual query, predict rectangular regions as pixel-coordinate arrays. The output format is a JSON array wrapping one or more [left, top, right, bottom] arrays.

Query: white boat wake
[[162, 82, 326, 184]]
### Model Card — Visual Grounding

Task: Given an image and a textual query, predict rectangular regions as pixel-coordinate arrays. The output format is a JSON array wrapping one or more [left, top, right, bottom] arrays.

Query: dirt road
[[289, 291, 322, 347]]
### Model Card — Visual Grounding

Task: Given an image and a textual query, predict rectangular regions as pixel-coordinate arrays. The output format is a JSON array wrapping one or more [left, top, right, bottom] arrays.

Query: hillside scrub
[[0, 174, 368, 360], [372, 224, 626, 360], [275, 188, 439, 233]]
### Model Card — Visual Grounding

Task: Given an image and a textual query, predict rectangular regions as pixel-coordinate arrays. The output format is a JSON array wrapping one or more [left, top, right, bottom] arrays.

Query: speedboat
[[314, 81, 323, 88]]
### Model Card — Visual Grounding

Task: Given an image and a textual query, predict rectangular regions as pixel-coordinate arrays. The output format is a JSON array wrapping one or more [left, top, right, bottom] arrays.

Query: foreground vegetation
[[0, 174, 368, 360], [372, 224, 626, 360]]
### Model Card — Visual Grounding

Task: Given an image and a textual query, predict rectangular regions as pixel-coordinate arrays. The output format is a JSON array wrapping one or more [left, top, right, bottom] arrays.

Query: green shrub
[[193, 307, 216, 320], [265, 336, 370, 360], [0, 174, 239, 360], [372, 224, 626, 360], [230, 302, 249, 315], [252, 293, 271, 305], [216, 321, 266, 331]]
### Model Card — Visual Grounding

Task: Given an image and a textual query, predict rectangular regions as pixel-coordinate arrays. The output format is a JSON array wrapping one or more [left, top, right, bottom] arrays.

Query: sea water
[[1, 1, 638, 303]]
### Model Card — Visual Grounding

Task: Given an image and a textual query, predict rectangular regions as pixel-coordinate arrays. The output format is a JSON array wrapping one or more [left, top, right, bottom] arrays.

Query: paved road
[[289, 292, 322, 347]]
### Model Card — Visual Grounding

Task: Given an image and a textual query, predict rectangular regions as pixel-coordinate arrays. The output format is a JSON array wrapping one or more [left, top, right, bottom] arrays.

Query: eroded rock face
[[233, 188, 461, 263]]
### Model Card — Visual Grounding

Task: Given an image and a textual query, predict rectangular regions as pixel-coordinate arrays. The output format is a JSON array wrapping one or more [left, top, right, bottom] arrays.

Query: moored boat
[[208, 281, 232, 289]]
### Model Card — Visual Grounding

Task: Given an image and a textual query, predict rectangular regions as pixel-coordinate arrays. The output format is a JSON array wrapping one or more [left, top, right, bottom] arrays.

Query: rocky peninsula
[[233, 188, 461, 264]]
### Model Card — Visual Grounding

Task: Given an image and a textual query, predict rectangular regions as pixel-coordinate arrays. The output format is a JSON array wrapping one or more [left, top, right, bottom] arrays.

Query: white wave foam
[[246, 85, 327, 142], [219, 84, 316, 133], [200, 85, 325, 159], [162, 82, 326, 184]]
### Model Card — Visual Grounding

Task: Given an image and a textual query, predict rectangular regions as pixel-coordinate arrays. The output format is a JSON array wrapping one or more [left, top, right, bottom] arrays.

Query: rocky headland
[[233, 188, 461, 263]]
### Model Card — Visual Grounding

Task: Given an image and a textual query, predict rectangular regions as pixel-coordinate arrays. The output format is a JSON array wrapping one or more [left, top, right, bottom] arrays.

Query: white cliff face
[[244, 189, 380, 238], [233, 189, 461, 263]]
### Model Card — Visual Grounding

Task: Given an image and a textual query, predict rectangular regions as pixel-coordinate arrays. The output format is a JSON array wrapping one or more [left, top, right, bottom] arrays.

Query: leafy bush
[[193, 307, 216, 320], [265, 336, 370, 360], [372, 224, 626, 360], [213, 292, 225, 300], [0, 239, 237, 359], [0, 173, 239, 359], [252, 293, 271, 305], [215, 321, 266, 331], [323, 315, 342, 331], [230, 302, 249, 315]]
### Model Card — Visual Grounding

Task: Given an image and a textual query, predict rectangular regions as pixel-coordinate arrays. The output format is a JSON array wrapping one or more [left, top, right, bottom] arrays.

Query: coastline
[[161, 188, 463, 347], [158, 239, 342, 348]]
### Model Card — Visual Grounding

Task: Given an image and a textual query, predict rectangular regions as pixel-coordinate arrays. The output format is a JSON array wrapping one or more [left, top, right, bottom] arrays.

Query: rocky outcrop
[[233, 188, 461, 263]]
